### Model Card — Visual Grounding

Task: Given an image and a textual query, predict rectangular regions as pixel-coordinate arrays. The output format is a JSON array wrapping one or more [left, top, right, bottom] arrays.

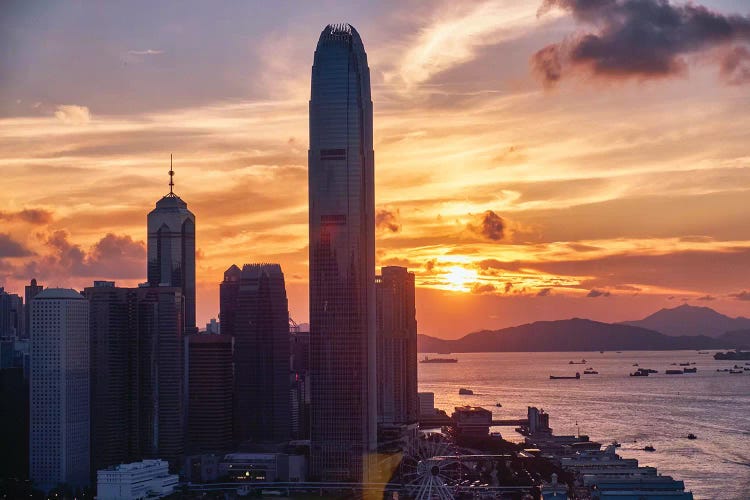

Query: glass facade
[[147, 194, 196, 334], [308, 23, 377, 482]]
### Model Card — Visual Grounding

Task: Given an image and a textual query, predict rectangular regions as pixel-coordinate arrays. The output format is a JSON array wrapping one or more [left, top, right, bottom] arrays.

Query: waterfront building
[[24, 278, 43, 339], [219, 452, 306, 483], [30, 288, 90, 492], [185, 333, 233, 454], [221, 263, 291, 446], [84, 283, 184, 471], [308, 23, 377, 482], [96, 459, 178, 500], [147, 160, 196, 334], [451, 406, 492, 438], [417, 392, 436, 417]]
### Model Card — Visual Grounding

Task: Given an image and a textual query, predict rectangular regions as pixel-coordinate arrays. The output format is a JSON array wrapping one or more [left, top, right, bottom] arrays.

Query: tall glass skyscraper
[[308, 23, 377, 482], [147, 165, 196, 334]]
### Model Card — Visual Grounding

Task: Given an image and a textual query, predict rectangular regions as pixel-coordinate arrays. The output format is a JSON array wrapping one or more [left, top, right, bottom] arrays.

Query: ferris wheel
[[400, 434, 463, 500]]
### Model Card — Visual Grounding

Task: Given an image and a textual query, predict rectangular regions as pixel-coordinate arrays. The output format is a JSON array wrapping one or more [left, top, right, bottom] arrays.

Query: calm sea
[[418, 350, 750, 500]]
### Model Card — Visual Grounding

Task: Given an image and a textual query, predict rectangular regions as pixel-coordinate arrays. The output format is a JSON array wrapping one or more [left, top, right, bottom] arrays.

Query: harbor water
[[418, 350, 750, 499]]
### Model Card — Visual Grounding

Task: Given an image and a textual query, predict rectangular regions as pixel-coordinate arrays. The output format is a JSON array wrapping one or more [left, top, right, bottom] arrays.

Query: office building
[[308, 23, 377, 482], [376, 266, 418, 427], [0, 287, 24, 339], [84, 283, 184, 471], [185, 333, 233, 454], [290, 327, 310, 440], [221, 264, 291, 446], [24, 278, 43, 339], [147, 161, 196, 334], [30, 288, 90, 492]]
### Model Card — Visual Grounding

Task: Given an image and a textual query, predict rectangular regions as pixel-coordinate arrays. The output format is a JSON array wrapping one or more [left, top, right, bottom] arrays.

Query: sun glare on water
[[442, 265, 479, 292]]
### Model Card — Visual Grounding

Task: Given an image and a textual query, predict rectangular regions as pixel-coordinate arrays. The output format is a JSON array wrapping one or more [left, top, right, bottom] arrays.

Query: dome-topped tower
[[147, 156, 196, 333]]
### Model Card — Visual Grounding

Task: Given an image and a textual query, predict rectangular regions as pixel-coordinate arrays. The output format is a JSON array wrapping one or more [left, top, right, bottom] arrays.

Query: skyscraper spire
[[169, 154, 174, 195]]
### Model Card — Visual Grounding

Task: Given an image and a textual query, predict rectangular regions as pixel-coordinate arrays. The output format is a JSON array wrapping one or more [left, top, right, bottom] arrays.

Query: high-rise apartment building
[[84, 283, 184, 471], [185, 333, 233, 454], [147, 164, 196, 334], [308, 23, 377, 482], [221, 264, 290, 446], [30, 288, 90, 492], [376, 266, 418, 427]]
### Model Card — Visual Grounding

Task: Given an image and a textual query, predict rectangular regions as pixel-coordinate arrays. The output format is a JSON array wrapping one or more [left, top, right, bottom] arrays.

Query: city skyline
[[2, 0, 750, 338]]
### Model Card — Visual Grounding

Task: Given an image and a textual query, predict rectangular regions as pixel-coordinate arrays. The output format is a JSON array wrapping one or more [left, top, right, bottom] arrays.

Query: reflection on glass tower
[[308, 24, 377, 482], [147, 158, 196, 334]]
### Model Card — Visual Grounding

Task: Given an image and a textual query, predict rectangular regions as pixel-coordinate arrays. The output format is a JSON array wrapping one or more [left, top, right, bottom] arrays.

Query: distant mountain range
[[418, 305, 750, 353], [621, 304, 750, 338]]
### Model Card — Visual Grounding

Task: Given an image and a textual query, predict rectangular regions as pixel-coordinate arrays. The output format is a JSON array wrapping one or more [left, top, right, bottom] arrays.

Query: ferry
[[420, 355, 458, 363]]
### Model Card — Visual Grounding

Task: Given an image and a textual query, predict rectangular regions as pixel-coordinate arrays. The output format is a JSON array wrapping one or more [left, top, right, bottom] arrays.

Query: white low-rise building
[[96, 459, 178, 500]]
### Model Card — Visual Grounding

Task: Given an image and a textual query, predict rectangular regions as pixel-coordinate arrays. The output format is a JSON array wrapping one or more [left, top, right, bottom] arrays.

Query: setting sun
[[441, 266, 479, 292]]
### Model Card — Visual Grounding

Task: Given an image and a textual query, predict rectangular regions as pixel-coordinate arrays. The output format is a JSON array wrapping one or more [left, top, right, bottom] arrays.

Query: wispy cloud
[[389, 1, 543, 87], [127, 49, 164, 56], [54, 104, 91, 125]]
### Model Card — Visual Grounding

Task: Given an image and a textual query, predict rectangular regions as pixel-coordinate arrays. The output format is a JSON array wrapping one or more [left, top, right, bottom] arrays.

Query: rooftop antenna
[[169, 154, 174, 194]]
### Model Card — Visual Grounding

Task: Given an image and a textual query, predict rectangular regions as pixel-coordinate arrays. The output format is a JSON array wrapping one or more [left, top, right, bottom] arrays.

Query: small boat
[[644, 445, 656, 452], [569, 360, 586, 364], [495, 402, 502, 407], [717, 368, 729, 372], [666, 369, 684, 375], [583, 368, 599, 375], [458, 387, 474, 395], [633, 363, 639, 367], [644, 368, 658, 374], [729, 369, 743, 374], [682, 367, 697, 373], [612, 441, 622, 448], [630, 371, 648, 377], [687, 433, 697, 440], [679, 362, 690, 366], [550, 372, 581, 380]]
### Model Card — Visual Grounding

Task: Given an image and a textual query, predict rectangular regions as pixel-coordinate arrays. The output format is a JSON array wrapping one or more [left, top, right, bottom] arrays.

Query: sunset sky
[[2, 0, 750, 338]]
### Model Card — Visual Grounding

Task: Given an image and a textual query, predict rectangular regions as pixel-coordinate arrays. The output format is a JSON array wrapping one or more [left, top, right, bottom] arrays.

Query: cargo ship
[[420, 355, 458, 363]]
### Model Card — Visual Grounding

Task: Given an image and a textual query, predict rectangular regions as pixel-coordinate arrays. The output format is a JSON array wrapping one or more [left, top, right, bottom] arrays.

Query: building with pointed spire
[[147, 156, 196, 334], [308, 23, 377, 482]]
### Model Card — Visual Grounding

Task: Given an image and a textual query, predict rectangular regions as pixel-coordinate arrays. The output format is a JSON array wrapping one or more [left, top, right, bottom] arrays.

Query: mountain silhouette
[[621, 304, 750, 338], [417, 317, 750, 353]]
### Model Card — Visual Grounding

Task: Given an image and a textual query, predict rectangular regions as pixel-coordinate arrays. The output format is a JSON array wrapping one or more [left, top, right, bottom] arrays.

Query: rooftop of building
[[454, 405, 492, 415], [100, 459, 169, 473], [34, 288, 84, 300]]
